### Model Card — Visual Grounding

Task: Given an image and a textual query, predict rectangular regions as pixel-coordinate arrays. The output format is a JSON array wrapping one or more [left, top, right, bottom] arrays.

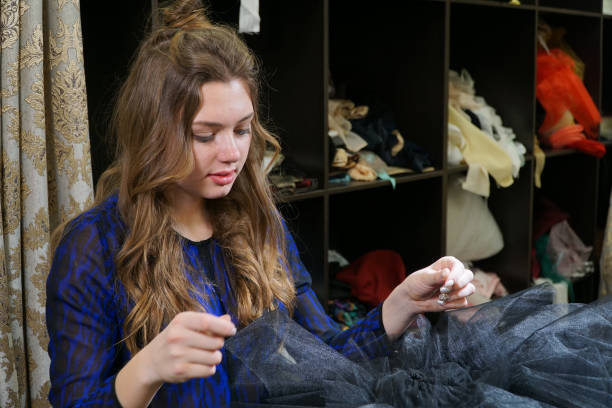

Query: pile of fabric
[[536, 22, 605, 157], [448, 69, 526, 198], [328, 99, 433, 187], [532, 195, 594, 302]]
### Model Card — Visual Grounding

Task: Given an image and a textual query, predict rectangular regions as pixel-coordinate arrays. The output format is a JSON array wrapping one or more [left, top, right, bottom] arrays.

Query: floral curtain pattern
[[0, 0, 93, 406], [600, 192, 612, 298]]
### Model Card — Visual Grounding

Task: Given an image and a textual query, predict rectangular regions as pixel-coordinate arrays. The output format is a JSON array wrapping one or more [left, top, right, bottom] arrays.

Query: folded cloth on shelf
[[468, 269, 508, 305], [536, 48, 601, 138], [351, 114, 432, 172], [533, 136, 545, 188], [546, 219, 592, 280], [328, 99, 369, 152], [446, 175, 504, 262], [540, 123, 606, 158], [335, 250, 406, 307], [448, 104, 514, 196], [448, 70, 526, 179]]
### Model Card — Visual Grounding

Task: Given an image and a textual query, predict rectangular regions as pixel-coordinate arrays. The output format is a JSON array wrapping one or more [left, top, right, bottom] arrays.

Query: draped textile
[[0, 0, 93, 406], [600, 190, 612, 298]]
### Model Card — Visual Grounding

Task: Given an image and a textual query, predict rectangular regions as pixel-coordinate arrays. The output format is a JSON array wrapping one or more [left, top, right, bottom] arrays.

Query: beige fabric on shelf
[[446, 175, 504, 262], [448, 104, 514, 196], [462, 163, 490, 198], [328, 99, 369, 152], [0, 1, 93, 406], [533, 135, 546, 188]]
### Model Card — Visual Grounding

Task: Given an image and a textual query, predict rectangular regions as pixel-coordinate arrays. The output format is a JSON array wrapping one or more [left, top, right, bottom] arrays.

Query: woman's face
[[176, 79, 254, 202]]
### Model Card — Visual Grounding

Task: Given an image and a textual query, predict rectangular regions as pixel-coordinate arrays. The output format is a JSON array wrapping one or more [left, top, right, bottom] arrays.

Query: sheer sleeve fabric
[[46, 216, 124, 407], [284, 229, 391, 359]]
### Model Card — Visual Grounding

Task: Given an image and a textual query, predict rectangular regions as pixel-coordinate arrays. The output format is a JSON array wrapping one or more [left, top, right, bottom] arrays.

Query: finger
[[437, 296, 469, 309], [176, 312, 237, 337], [437, 283, 475, 304], [186, 349, 224, 366], [456, 269, 474, 288], [419, 266, 450, 287], [456, 282, 475, 298], [181, 330, 226, 351], [439, 278, 454, 293], [180, 362, 218, 380], [445, 259, 465, 285]]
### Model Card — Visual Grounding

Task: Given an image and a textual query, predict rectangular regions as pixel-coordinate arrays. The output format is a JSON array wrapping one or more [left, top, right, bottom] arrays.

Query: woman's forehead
[[193, 79, 253, 126]]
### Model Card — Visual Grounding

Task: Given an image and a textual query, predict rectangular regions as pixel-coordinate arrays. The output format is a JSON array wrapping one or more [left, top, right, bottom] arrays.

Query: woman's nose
[[217, 132, 240, 162]]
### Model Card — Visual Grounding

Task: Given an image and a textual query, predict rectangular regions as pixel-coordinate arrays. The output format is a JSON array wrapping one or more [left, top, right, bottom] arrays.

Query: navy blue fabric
[[46, 194, 388, 407]]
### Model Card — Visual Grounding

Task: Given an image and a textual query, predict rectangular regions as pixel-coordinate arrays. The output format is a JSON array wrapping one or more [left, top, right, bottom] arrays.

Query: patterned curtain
[[600, 191, 612, 298], [0, 0, 93, 406]]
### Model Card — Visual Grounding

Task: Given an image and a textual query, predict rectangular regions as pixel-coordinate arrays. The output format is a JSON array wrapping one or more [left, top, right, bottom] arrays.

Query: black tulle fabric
[[225, 284, 612, 407]]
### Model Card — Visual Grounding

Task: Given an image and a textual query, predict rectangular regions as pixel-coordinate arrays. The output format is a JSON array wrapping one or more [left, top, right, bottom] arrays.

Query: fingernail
[[444, 279, 454, 288]]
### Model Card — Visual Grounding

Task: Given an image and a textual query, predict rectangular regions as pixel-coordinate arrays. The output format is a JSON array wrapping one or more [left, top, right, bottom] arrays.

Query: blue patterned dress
[[46, 195, 388, 407]]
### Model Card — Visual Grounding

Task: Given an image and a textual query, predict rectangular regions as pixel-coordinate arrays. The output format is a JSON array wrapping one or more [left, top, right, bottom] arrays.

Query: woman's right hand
[[143, 312, 236, 384], [115, 312, 236, 408]]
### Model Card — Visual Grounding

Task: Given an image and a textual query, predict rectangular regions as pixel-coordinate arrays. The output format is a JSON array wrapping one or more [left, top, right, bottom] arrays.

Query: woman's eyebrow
[[192, 112, 254, 127]]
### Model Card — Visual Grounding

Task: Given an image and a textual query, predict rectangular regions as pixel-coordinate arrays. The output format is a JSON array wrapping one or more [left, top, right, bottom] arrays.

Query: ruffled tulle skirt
[[225, 284, 612, 407]]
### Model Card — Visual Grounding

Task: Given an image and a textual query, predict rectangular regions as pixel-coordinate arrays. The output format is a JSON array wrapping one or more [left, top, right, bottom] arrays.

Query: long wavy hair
[[92, 0, 295, 353]]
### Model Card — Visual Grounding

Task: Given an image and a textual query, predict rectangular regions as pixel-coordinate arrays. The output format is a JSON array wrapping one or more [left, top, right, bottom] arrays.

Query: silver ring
[[438, 293, 450, 303]]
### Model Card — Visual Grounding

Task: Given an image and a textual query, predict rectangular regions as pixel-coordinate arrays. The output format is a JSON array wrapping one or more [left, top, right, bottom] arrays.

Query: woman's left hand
[[381, 256, 475, 340]]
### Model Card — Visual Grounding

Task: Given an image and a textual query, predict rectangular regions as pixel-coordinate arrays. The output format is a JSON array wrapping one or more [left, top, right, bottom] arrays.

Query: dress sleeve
[[284, 228, 391, 360], [46, 217, 124, 407]]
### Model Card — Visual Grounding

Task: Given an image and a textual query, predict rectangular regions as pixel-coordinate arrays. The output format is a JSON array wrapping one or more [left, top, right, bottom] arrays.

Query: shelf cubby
[[450, 3, 536, 152], [329, 0, 446, 171]]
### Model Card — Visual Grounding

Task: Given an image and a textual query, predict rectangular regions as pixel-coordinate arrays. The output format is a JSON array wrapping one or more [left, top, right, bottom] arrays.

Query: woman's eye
[[193, 134, 213, 143], [236, 128, 251, 136]]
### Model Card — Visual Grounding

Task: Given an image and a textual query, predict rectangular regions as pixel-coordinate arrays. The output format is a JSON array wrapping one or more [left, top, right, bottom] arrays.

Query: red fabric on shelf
[[336, 250, 406, 307], [543, 124, 584, 149], [541, 124, 606, 158], [536, 48, 601, 139], [567, 139, 606, 158]]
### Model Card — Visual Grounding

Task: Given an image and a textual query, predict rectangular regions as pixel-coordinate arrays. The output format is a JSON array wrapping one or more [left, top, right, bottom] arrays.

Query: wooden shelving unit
[[81, 0, 612, 304]]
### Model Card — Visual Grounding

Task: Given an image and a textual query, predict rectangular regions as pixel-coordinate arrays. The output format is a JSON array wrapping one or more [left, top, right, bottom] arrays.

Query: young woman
[[46, 1, 475, 407]]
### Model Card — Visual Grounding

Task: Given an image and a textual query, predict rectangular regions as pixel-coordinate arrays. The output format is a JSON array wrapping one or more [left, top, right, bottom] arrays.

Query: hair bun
[[159, 0, 212, 30]]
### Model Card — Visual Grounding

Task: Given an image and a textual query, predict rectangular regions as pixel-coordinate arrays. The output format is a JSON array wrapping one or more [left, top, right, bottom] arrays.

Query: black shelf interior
[[329, 0, 446, 170], [538, 154, 598, 246], [450, 3, 536, 152], [477, 161, 534, 292], [81, 0, 153, 186], [210, 0, 327, 185], [539, 0, 602, 13], [279, 197, 327, 300], [329, 178, 443, 278]]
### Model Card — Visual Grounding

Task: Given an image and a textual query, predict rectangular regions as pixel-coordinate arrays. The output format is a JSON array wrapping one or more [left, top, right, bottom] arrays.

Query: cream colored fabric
[[448, 104, 514, 195], [446, 175, 504, 262], [328, 99, 368, 152], [533, 135, 545, 188], [0, 1, 93, 406], [462, 163, 490, 198]]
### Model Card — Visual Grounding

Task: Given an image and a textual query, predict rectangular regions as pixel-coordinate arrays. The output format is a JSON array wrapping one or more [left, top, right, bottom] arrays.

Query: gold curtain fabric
[[0, 0, 93, 406], [600, 192, 612, 298]]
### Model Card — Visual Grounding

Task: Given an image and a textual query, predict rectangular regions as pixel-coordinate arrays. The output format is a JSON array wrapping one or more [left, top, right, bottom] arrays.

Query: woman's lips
[[208, 170, 236, 186]]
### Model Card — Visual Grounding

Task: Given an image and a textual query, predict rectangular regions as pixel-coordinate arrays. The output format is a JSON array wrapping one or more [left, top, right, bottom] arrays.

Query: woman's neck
[[168, 188, 213, 242]]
